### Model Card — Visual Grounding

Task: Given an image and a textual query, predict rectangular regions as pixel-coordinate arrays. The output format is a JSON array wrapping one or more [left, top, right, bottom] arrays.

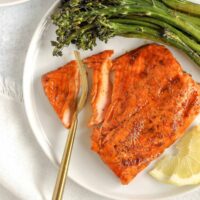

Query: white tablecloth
[[0, 0, 200, 199]]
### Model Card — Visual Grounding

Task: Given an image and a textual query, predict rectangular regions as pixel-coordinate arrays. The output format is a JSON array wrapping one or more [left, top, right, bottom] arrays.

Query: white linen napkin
[[0, 74, 200, 200], [0, 75, 54, 200], [0, 75, 108, 200]]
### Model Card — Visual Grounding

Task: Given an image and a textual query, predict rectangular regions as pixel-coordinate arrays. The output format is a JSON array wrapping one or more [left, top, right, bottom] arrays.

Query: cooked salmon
[[84, 50, 114, 126], [41, 50, 113, 128], [91, 44, 200, 184], [42, 61, 80, 128]]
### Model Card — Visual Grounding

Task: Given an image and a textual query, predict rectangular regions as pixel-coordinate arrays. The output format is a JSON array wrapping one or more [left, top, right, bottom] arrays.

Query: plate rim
[[0, 0, 29, 7], [23, 1, 200, 200]]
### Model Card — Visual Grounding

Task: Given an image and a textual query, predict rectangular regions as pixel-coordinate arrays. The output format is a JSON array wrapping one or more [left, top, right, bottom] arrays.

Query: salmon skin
[[42, 61, 80, 129], [91, 44, 200, 184]]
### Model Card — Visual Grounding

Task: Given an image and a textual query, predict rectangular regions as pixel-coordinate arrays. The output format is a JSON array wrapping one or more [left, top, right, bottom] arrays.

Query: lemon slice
[[149, 126, 200, 186], [168, 156, 200, 186], [149, 156, 178, 183], [177, 126, 200, 156]]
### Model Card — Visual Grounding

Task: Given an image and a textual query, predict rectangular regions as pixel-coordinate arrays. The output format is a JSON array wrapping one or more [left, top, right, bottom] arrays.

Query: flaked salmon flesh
[[84, 50, 114, 126], [42, 50, 113, 128]]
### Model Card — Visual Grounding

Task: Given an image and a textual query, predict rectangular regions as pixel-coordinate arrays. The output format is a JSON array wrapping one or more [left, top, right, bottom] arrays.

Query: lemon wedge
[[149, 126, 200, 186], [149, 156, 178, 183]]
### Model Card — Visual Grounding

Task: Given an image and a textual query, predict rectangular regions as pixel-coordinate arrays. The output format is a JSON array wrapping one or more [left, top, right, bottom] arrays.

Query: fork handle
[[52, 118, 78, 200]]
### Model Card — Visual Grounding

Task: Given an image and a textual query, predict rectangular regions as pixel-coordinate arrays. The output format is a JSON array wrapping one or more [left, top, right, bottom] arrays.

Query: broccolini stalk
[[111, 22, 200, 67], [162, 0, 200, 17], [145, 0, 200, 26], [117, 17, 200, 54], [92, 5, 200, 41], [162, 30, 200, 67]]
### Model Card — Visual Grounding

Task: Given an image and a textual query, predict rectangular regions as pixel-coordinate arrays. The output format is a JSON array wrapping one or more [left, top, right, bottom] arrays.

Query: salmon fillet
[[84, 50, 114, 126], [91, 44, 200, 184], [42, 61, 80, 128]]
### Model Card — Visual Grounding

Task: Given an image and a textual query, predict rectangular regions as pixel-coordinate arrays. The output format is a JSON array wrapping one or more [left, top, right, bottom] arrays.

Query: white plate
[[23, 1, 200, 200], [0, 0, 28, 7]]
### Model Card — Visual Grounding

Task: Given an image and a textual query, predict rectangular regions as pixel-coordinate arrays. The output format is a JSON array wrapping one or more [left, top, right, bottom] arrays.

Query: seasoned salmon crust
[[42, 61, 80, 128], [91, 44, 200, 184]]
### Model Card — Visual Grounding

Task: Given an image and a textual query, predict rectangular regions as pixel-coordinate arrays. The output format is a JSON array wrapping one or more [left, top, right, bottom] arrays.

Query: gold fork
[[52, 51, 88, 200]]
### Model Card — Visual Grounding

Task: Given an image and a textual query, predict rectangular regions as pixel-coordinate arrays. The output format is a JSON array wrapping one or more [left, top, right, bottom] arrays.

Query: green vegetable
[[51, 0, 200, 67], [113, 22, 200, 66], [162, 0, 200, 17], [121, 17, 200, 54]]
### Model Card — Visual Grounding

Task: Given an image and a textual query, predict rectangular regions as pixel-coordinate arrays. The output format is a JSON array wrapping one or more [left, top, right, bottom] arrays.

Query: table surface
[[0, 0, 200, 200]]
